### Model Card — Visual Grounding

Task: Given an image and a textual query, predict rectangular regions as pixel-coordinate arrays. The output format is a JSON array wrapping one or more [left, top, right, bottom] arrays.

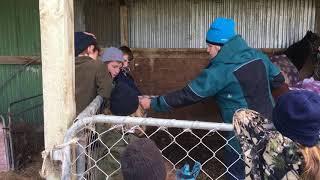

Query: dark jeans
[[225, 150, 245, 180]]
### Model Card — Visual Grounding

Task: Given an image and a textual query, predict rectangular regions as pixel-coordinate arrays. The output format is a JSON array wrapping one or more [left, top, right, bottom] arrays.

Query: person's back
[[74, 32, 112, 115], [75, 56, 112, 115]]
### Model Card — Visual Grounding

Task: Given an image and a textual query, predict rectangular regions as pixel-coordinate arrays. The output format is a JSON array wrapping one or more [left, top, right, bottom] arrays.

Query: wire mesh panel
[[63, 116, 243, 180]]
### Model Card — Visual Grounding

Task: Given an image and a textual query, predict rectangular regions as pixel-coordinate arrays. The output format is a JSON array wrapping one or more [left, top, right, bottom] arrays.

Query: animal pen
[[0, 0, 320, 179]]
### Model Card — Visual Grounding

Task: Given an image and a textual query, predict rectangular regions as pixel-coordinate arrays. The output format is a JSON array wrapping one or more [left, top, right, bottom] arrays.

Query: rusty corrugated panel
[[128, 0, 316, 48], [0, 0, 41, 56], [84, 0, 121, 47], [0, 65, 43, 124]]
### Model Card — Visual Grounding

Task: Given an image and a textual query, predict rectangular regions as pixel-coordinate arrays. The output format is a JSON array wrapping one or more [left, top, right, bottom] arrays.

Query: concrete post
[[39, 0, 75, 179]]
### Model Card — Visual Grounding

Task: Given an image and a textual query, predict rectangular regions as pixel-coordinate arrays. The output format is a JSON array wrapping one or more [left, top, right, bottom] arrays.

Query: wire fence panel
[[61, 115, 243, 180]]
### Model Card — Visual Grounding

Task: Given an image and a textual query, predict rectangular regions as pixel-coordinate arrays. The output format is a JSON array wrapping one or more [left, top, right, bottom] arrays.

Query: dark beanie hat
[[110, 81, 139, 116], [272, 90, 320, 147], [74, 32, 97, 56], [120, 138, 166, 180]]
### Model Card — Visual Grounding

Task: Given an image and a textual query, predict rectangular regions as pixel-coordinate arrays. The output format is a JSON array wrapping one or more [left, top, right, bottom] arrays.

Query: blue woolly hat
[[74, 32, 97, 56], [272, 90, 320, 147], [206, 17, 236, 45], [101, 47, 124, 63]]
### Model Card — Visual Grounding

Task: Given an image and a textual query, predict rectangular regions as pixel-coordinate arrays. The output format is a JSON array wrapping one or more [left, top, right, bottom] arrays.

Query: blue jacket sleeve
[[151, 68, 225, 112], [264, 57, 285, 89]]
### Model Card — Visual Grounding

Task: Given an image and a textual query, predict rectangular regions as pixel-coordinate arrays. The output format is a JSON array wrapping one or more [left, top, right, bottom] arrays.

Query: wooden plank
[[0, 56, 41, 64], [120, 4, 128, 46], [39, 0, 75, 179], [132, 48, 285, 59], [0, 48, 285, 65]]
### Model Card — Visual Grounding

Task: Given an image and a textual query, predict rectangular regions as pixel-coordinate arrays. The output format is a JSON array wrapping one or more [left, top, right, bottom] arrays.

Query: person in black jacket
[[115, 46, 141, 96]]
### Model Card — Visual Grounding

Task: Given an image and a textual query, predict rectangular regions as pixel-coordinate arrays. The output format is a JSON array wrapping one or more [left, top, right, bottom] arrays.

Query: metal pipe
[[67, 116, 233, 139], [7, 115, 14, 170], [75, 96, 103, 178], [0, 58, 39, 93], [0, 115, 10, 171], [8, 94, 43, 113]]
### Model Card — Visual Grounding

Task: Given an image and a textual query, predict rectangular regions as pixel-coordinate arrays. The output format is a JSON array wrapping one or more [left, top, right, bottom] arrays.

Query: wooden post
[[316, 0, 320, 34], [39, 0, 75, 179], [120, 1, 128, 46]]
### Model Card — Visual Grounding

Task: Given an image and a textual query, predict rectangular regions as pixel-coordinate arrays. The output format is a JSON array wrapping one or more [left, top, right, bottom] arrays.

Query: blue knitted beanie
[[206, 17, 236, 45], [74, 32, 97, 56], [272, 90, 320, 147]]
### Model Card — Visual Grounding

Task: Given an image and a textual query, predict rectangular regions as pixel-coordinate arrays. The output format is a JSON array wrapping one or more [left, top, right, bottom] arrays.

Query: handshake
[[138, 95, 154, 110]]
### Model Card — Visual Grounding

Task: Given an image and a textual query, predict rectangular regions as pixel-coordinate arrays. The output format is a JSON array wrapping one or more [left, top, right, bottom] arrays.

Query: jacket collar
[[210, 35, 253, 64]]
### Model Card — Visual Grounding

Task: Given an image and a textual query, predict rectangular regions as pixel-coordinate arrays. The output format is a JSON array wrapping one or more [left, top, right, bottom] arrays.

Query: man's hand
[[139, 96, 151, 110]]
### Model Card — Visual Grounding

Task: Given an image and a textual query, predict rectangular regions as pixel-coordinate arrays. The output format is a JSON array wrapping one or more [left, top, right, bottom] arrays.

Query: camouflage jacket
[[233, 109, 304, 180]]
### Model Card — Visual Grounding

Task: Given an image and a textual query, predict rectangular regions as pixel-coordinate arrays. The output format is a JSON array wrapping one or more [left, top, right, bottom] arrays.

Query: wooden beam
[[39, 0, 75, 179], [0, 56, 41, 64], [120, 4, 128, 46], [0, 48, 284, 65]]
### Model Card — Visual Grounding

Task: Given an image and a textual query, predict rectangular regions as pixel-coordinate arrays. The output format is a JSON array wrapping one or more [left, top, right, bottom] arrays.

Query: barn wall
[[131, 48, 281, 122], [128, 0, 316, 48]]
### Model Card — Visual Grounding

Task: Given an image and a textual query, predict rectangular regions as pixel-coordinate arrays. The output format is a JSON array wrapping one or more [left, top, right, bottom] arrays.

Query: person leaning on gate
[[95, 47, 147, 180], [115, 46, 142, 96], [74, 32, 113, 116], [139, 17, 285, 180]]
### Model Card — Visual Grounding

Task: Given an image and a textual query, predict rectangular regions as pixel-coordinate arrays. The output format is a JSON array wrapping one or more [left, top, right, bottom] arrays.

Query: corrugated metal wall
[[128, 0, 316, 48], [83, 0, 121, 47], [0, 1, 43, 124], [0, 0, 41, 56], [0, 65, 43, 124]]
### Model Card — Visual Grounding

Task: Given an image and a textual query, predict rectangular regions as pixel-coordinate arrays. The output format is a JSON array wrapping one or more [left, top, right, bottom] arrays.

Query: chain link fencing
[[57, 96, 244, 180], [61, 118, 243, 180]]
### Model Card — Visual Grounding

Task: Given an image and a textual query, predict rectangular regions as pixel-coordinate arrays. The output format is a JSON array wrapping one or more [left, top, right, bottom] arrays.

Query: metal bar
[[8, 94, 43, 111], [13, 103, 43, 117], [0, 58, 39, 92], [7, 115, 14, 170], [0, 115, 10, 171]]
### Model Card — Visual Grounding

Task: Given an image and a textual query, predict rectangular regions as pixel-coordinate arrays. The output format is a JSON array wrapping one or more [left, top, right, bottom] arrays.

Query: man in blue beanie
[[140, 17, 285, 179]]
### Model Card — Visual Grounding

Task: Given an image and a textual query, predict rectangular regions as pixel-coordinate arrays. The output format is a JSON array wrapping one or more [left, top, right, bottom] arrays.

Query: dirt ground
[[0, 154, 43, 180]]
